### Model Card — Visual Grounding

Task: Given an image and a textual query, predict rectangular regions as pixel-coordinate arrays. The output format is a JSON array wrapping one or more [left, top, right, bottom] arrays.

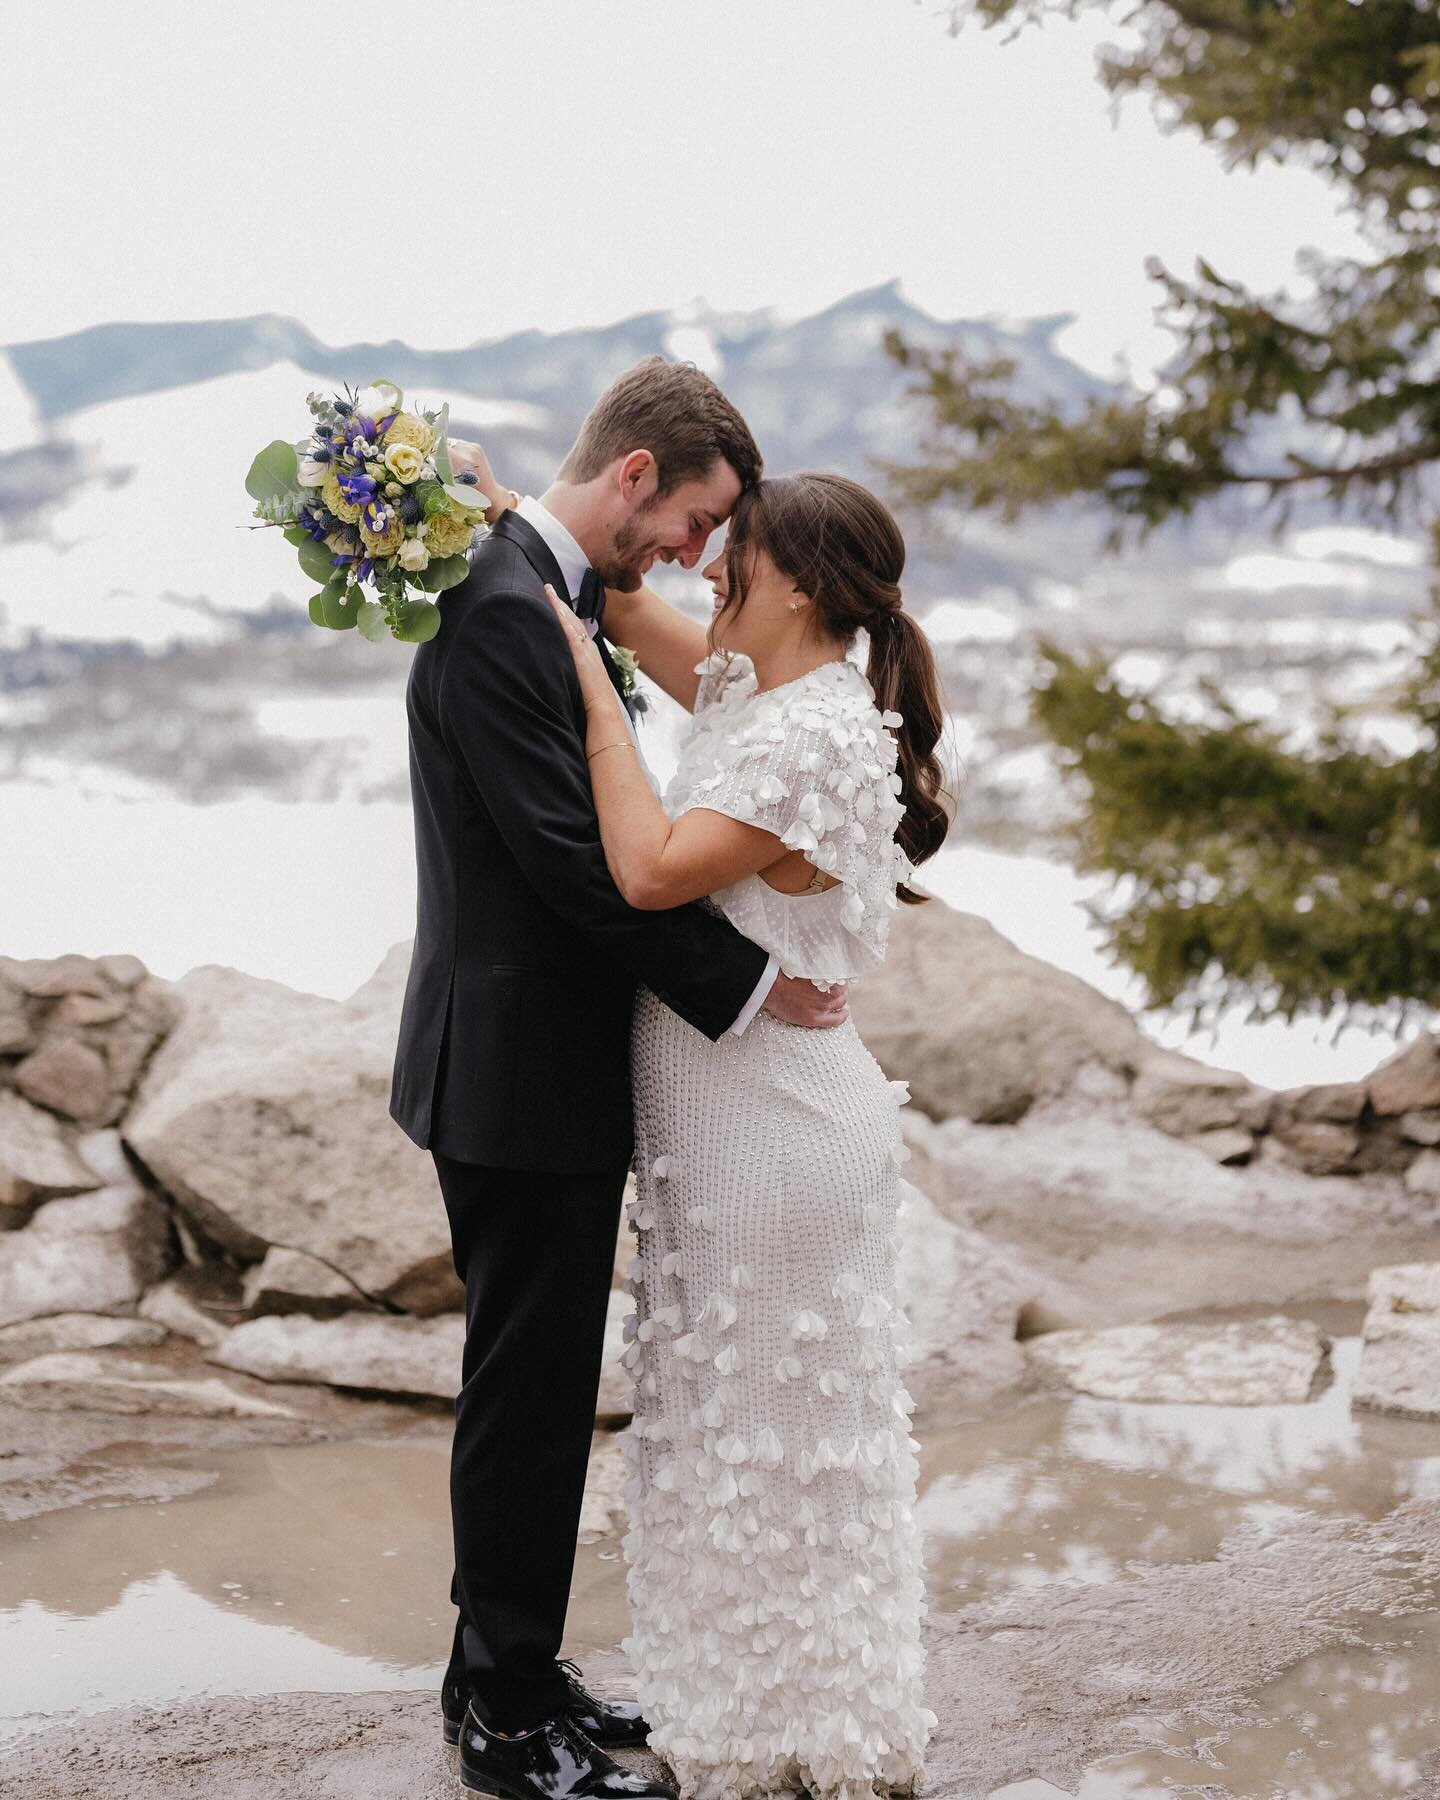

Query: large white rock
[[0, 1088, 104, 1227], [0, 1187, 173, 1328], [240, 1246, 372, 1316], [0, 1311, 167, 1364], [908, 1107, 1440, 1328], [124, 963, 460, 1313], [1353, 1262, 1440, 1421], [0, 1350, 297, 1417], [208, 1311, 466, 1400], [138, 1273, 235, 1350], [894, 1173, 1033, 1407], [1025, 1315, 1330, 1405], [849, 901, 1151, 1122]]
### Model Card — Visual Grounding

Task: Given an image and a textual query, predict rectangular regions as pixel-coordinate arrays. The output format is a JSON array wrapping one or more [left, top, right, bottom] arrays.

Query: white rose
[[356, 381, 402, 420], [398, 534, 431, 572], [384, 442, 426, 484], [297, 455, 328, 486]]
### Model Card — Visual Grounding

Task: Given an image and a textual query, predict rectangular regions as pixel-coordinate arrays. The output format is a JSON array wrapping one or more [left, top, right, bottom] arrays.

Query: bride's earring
[[787, 600, 802, 613]]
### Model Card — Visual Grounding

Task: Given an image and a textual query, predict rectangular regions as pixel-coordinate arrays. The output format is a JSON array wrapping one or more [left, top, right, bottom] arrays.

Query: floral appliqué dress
[[618, 650, 939, 1800]]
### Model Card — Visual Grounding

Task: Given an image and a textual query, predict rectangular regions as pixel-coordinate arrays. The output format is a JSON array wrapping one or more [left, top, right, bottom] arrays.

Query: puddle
[[919, 1333, 1440, 1607], [3, 1307, 1439, 1800], [1074, 1608, 1440, 1798], [0, 1435, 631, 1747]]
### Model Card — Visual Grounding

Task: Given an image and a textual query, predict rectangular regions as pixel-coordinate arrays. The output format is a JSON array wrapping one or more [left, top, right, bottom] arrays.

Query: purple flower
[[337, 468, 377, 505]]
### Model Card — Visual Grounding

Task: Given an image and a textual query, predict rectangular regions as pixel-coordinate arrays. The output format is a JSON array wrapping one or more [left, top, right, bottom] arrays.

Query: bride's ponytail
[[719, 472, 952, 900], [865, 604, 949, 900]]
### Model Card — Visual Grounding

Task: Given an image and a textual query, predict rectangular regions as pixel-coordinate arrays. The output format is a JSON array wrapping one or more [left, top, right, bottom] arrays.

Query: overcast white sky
[[4, 0, 1368, 384]]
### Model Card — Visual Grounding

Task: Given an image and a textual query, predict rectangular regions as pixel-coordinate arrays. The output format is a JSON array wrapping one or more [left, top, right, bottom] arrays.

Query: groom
[[388, 356, 847, 1800]]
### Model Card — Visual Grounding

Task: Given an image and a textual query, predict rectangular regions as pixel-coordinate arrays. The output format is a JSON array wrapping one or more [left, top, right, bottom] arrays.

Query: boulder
[[13, 1038, 113, 1123], [1128, 1047, 1273, 1139], [0, 1350, 298, 1418], [0, 1311, 168, 1365], [907, 1107, 1439, 1328], [1025, 1315, 1330, 1405], [1183, 1127, 1256, 1166], [1353, 1262, 1440, 1421], [0, 1187, 173, 1328], [1268, 1118, 1363, 1175], [1369, 1032, 1440, 1116], [124, 963, 460, 1313], [847, 902, 1150, 1122], [894, 1175, 1033, 1407], [208, 1311, 465, 1400], [0, 1088, 104, 1227], [1400, 1109, 1440, 1146], [1, 955, 178, 1127], [1404, 1151, 1440, 1198], [240, 1246, 374, 1317], [138, 1272, 238, 1350]]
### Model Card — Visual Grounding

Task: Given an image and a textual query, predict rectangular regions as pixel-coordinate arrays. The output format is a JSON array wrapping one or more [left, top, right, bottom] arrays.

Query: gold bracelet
[[587, 741, 632, 761]]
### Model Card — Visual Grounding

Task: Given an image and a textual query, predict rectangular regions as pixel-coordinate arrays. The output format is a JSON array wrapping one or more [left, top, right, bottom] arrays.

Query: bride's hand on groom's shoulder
[[445, 438, 514, 518]]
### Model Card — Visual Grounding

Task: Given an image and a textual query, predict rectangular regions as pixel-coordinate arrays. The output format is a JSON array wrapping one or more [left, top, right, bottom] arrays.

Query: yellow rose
[[383, 441, 426, 484], [321, 469, 362, 524], [424, 511, 475, 558], [360, 510, 405, 557], [384, 411, 433, 453]]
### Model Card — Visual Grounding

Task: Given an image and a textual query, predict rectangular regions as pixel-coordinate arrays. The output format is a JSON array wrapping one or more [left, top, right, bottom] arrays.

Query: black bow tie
[[573, 567, 605, 632]]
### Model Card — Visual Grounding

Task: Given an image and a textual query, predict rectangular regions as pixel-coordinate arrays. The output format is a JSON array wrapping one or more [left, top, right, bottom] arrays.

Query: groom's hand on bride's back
[[761, 972, 849, 1029]]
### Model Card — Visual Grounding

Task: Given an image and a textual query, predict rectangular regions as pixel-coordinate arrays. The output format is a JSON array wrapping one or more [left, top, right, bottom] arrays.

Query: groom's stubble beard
[[591, 493, 665, 592]]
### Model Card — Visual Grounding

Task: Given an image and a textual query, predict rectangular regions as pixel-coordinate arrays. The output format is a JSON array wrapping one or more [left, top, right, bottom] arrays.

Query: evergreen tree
[[890, 0, 1440, 1033]]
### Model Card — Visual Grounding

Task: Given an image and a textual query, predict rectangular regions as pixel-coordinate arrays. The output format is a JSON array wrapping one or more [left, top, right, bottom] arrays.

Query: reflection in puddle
[[3, 1315, 1439, 1800], [919, 1337, 1440, 1607], [1076, 1610, 1440, 1799]]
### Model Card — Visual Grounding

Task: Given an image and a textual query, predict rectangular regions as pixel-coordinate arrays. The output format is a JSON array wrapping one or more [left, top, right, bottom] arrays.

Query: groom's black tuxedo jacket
[[388, 510, 770, 1172]]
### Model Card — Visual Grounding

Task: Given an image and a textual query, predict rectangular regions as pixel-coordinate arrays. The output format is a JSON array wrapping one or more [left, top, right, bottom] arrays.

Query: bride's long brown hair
[[713, 472, 950, 900]]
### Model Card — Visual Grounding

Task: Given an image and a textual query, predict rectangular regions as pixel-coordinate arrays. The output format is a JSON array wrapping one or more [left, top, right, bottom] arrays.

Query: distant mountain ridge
[[6, 282, 1099, 427]]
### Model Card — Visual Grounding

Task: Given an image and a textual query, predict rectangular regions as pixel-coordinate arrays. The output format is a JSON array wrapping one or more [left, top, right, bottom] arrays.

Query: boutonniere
[[610, 644, 650, 716]]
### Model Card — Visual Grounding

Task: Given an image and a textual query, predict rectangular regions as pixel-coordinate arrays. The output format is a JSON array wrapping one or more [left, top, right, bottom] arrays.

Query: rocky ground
[[2, 908, 1439, 1797]]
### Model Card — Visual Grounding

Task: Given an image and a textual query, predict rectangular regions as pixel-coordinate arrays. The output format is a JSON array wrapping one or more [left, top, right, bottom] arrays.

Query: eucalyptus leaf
[[356, 599, 391, 642], [392, 599, 442, 643], [245, 440, 300, 503], [297, 539, 341, 585], [282, 525, 313, 550], [414, 554, 469, 593], [308, 582, 358, 630]]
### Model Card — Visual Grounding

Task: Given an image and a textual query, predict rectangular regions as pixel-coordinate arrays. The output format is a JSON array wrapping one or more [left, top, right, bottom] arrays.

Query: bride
[[541, 469, 949, 1800]]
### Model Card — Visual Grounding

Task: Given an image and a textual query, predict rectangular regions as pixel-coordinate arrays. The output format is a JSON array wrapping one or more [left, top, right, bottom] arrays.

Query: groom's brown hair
[[559, 355, 762, 497]]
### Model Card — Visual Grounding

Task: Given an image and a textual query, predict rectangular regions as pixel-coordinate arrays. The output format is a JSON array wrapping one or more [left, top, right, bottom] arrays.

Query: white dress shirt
[[514, 495, 777, 1037]]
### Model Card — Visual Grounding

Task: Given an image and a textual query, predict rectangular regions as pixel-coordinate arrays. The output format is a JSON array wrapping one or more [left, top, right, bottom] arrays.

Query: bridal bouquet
[[244, 379, 490, 643]]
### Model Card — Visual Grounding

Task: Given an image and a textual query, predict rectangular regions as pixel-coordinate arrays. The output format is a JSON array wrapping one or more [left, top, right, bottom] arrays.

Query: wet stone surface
[[0, 1298, 1437, 1798]]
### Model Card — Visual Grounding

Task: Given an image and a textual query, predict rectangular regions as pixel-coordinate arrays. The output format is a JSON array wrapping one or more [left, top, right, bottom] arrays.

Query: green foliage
[[308, 579, 358, 631], [413, 553, 470, 593], [390, 598, 442, 643], [1032, 627, 1440, 1031], [895, 0, 1440, 1027], [245, 440, 300, 506]]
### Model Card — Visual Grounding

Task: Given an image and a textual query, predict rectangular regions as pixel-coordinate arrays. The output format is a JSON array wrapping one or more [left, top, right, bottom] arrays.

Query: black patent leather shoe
[[457, 1700, 677, 1800], [443, 1660, 650, 1750], [556, 1657, 650, 1750]]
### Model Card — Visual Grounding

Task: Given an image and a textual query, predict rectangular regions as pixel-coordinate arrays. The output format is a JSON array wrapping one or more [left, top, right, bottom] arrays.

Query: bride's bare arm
[[544, 585, 787, 906], [599, 582, 709, 712]]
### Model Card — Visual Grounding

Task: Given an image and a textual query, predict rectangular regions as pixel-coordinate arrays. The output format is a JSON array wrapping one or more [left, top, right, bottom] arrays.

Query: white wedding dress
[[617, 650, 939, 1800]]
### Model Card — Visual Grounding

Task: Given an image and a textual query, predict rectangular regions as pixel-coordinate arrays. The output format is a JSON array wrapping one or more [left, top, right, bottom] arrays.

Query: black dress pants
[[432, 1146, 629, 1732]]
